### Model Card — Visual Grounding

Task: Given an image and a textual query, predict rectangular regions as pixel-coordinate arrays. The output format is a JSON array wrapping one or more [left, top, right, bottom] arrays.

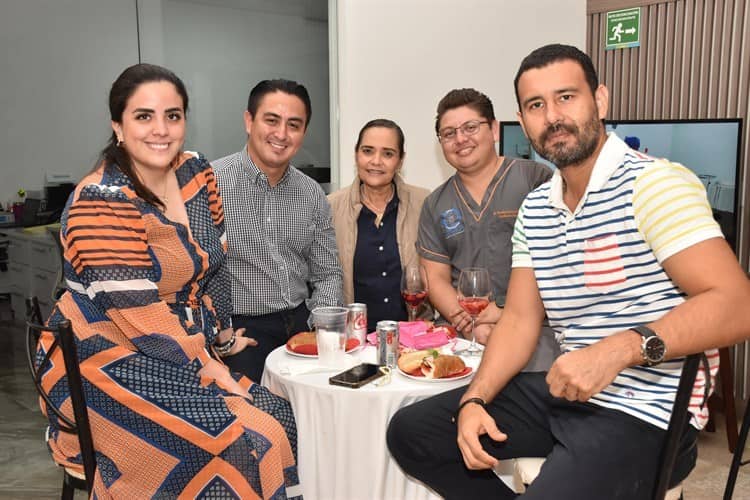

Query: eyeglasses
[[438, 120, 490, 142]]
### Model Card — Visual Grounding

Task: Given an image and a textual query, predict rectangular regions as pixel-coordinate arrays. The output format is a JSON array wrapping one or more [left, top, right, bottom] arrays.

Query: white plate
[[395, 339, 481, 382], [397, 365, 474, 382], [285, 344, 364, 358]]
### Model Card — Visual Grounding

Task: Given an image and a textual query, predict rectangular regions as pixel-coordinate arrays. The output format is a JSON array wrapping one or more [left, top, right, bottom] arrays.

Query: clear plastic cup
[[311, 306, 349, 368]]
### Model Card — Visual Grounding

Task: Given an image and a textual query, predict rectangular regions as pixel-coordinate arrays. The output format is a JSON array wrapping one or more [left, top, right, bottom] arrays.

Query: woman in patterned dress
[[38, 63, 301, 499]]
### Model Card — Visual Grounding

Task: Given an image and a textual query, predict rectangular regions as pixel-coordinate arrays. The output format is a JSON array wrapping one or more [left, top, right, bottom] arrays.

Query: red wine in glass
[[402, 290, 428, 308], [457, 267, 491, 356], [401, 264, 429, 321], [457, 297, 490, 316]]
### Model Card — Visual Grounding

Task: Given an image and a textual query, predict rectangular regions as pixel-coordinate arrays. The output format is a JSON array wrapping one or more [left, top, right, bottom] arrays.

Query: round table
[[261, 344, 480, 500]]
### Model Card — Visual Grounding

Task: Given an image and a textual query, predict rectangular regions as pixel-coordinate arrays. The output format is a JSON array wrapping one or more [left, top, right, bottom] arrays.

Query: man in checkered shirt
[[213, 79, 343, 382]]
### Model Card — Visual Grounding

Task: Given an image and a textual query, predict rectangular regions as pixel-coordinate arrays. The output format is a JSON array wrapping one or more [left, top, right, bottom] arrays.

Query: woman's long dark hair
[[97, 63, 189, 209]]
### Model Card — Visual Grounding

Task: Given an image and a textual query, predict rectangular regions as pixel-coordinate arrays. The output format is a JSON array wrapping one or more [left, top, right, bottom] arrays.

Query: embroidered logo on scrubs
[[440, 208, 464, 238], [493, 210, 518, 219]]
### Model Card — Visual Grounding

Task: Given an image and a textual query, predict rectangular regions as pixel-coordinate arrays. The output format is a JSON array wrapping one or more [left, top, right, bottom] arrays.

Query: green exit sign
[[606, 7, 641, 50]]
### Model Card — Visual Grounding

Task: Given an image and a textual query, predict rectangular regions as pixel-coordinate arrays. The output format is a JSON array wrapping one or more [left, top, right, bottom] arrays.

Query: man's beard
[[530, 114, 603, 169]]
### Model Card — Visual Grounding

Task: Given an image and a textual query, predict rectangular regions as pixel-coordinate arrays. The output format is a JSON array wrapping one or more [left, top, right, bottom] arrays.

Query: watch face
[[644, 336, 666, 364]]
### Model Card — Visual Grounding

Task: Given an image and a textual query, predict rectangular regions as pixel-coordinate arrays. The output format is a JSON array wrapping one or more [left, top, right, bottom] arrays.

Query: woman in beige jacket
[[328, 119, 430, 331]]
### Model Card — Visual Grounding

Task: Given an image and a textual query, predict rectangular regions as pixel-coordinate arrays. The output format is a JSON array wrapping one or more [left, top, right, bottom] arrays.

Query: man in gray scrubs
[[418, 87, 558, 370]]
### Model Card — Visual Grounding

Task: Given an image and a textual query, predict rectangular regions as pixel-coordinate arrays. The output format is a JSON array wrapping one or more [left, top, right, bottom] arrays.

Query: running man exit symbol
[[606, 7, 640, 50]]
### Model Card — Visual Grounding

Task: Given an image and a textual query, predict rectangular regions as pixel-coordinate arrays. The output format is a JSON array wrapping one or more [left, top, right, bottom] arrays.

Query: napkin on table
[[278, 363, 335, 376], [366, 321, 451, 349], [278, 355, 359, 376]]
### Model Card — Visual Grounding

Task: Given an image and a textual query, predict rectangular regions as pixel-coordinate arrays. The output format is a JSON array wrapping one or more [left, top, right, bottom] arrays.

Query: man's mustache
[[540, 122, 577, 143]]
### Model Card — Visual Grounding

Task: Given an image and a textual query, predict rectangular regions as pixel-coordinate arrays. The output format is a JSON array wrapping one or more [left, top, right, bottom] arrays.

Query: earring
[[116, 138, 124, 147]]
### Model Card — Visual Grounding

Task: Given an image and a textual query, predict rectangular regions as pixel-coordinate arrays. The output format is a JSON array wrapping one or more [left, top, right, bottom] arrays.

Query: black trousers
[[222, 302, 310, 382], [386, 373, 697, 500]]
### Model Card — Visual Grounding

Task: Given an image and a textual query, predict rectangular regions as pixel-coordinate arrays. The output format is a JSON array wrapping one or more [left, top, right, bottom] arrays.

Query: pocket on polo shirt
[[583, 233, 627, 293]]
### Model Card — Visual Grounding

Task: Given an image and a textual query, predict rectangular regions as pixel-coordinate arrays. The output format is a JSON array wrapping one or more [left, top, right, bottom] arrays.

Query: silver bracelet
[[214, 333, 236, 356]]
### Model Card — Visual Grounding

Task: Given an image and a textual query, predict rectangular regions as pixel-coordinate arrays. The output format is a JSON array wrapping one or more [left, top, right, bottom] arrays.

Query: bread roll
[[287, 332, 317, 354], [397, 350, 431, 374], [421, 354, 466, 379]]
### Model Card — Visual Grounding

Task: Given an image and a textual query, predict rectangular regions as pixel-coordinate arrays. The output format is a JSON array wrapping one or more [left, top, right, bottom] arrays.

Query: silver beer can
[[376, 320, 399, 368], [347, 303, 368, 347]]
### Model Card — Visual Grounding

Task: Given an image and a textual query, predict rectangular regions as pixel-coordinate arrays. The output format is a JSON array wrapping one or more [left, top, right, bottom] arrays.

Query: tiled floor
[[0, 309, 747, 499], [0, 316, 67, 499], [689, 413, 750, 499]]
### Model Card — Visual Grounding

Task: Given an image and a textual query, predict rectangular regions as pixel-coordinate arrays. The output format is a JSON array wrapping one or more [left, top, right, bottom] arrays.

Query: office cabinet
[[6, 229, 60, 320]]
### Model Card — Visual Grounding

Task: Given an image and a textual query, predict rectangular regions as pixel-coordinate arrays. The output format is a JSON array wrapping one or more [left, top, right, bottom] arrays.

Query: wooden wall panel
[[587, 0, 750, 399]]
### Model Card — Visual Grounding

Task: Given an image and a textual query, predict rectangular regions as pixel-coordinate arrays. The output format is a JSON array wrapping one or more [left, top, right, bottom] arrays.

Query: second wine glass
[[457, 267, 491, 356], [401, 264, 428, 322]]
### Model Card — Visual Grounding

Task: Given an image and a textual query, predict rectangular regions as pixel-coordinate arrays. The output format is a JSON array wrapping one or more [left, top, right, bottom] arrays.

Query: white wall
[[0, 0, 586, 209], [0, 0, 139, 208], [334, 0, 586, 191]]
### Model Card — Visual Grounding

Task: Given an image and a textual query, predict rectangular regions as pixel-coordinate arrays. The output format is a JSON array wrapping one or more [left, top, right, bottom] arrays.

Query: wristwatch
[[495, 294, 506, 309], [631, 325, 666, 366]]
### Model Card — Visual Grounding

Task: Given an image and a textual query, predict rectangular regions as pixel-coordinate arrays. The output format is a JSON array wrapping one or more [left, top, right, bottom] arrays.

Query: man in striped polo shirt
[[387, 44, 750, 499]]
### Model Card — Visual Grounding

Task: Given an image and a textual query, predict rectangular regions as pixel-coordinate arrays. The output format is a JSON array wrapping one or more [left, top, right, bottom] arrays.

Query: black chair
[[652, 353, 701, 499], [513, 353, 702, 500], [0, 237, 11, 322], [49, 227, 66, 300], [25, 296, 96, 499], [724, 396, 750, 499]]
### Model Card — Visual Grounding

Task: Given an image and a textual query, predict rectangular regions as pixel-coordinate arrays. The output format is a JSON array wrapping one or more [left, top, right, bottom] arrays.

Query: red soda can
[[347, 303, 368, 347]]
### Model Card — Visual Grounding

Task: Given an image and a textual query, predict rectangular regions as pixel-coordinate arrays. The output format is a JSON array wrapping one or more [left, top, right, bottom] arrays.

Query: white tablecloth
[[261, 345, 481, 500]]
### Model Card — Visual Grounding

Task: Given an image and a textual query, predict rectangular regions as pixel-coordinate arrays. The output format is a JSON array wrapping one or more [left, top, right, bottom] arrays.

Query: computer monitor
[[499, 119, 743, 252]]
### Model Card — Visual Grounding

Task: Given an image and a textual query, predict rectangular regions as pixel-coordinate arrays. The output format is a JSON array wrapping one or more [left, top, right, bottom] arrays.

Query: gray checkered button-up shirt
[[212, 147, 343, 317]]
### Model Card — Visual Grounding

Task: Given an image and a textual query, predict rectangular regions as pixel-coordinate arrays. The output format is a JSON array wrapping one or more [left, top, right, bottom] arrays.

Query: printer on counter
[[19, 182, 75, 227]]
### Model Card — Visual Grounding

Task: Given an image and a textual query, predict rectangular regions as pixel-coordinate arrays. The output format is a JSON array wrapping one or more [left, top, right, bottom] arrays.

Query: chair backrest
[[652, 353, 702, 499], [50, 227, 66, 300], [26, 296, 43, 324], [25, 296, 96, 493]]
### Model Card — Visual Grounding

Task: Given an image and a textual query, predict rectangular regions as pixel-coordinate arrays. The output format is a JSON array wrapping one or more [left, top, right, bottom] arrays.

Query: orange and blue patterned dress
[[38, 153, 301, 499]]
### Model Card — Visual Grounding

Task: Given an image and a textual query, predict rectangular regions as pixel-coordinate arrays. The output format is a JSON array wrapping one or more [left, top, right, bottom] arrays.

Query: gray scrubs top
[[418, 157, 551, 294], [417, 157, 559, 371]]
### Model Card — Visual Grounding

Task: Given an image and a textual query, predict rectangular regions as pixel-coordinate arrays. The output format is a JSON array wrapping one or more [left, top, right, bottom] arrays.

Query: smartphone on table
[[329, 363, 384, 388]]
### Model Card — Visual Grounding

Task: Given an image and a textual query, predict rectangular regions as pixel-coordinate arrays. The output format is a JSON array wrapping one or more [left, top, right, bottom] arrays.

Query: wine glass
[[401, 264, 429, 322], [457, 267, 491, 356]]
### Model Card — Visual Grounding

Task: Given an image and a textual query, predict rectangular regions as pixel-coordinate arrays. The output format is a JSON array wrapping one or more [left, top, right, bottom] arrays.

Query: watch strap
[[451, 397, 486, 424], [632, 325, 657, 340]]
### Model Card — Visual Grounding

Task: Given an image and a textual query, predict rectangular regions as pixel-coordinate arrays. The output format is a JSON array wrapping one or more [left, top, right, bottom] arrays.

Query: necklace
[[361, 184, 394, 227], [158, 174, 171, 211]]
